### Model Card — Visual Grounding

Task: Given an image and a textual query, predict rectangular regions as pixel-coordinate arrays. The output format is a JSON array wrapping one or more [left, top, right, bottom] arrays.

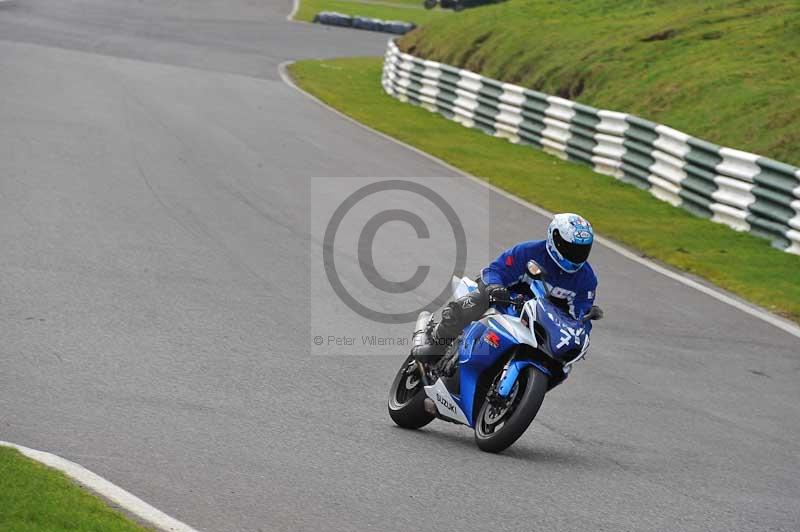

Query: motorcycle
[[388, 260, 603, 453]]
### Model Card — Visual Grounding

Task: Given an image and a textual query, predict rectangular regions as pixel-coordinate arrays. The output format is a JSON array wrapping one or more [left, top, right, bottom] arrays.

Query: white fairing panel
[[489, 314, 537, 348], [424, 379, 470, 425], [451, 276, 477, 300]]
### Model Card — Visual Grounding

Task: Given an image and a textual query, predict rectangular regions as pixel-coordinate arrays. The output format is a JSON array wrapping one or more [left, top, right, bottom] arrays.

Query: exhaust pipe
[[411, 311, 433, 350]]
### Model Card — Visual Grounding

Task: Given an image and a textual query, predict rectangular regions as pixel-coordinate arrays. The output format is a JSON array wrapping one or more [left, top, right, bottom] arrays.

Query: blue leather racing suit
[[481, 239, 597, 322], [432, 239, 598, 347]]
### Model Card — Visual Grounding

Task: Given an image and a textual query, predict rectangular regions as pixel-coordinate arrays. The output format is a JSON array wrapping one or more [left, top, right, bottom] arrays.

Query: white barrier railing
[[381, 40, 800, 254]]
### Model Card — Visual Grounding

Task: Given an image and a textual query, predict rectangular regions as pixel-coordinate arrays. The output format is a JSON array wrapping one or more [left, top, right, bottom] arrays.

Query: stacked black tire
[[313, 12, 416, 35]]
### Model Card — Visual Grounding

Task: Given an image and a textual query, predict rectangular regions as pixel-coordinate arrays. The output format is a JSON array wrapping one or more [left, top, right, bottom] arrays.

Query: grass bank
[[400, 0, 800, 165], [288, 57, 800, 322], [0, 446, 151, 532], [294, 0, 448, 25]]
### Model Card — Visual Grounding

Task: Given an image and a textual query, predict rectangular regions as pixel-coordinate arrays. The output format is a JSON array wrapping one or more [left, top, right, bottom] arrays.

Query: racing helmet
[[546, 213, 594, 273]]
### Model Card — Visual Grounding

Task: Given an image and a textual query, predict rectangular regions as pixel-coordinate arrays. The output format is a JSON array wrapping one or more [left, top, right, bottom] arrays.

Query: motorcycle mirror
[[583, 305, 604, 321], [526, 260, 546, 280]]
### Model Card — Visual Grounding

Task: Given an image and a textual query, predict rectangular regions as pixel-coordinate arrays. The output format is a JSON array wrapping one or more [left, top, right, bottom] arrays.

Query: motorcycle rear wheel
[[474, 366, 548, 453], [388, 355, 435, 429]]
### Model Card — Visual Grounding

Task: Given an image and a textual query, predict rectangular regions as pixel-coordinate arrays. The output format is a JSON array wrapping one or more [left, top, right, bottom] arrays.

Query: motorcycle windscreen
[[536, 299, 588, 361]]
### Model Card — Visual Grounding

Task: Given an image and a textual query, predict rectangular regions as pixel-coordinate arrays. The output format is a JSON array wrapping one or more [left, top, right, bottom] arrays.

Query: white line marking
[[278, 60, 800, 340], [287, 0, 300, 21], [0, 441, 202, 532]]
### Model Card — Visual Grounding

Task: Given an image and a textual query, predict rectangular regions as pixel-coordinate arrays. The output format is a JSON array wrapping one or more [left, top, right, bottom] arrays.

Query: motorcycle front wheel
[[474, 365, 548, 453], [388, 355, 435, 429]]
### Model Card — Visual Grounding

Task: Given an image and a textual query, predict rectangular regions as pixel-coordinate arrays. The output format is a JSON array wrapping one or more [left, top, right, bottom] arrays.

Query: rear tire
[[423, 0, 437, 9], [388, 355, 435, 429], [474, 366, 548, 453]]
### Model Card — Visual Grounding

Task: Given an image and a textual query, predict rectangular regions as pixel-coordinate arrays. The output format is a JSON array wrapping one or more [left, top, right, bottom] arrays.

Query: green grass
[[0, 447, 152, 532], [400, 0, 800, 165], [295, 0, 449, 25], [288, 57, 800, 322]]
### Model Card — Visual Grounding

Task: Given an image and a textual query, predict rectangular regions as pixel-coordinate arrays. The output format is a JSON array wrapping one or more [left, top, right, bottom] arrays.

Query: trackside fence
[[381, 40, 800, 254]]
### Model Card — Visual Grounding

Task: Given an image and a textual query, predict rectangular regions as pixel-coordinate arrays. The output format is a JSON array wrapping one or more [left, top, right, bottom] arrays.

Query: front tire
[[474, 366, 548, 453], [423, 0, 437, 9], [388, 355, 435, 429]]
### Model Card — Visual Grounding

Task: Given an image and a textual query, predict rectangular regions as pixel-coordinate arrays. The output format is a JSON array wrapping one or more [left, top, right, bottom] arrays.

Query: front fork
[[496, 359, 550, 397], [415, 360, 431, 386]]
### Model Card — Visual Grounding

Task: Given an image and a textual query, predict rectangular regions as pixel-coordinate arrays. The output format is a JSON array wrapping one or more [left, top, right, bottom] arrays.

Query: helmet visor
[[553, 230, 592, 264]]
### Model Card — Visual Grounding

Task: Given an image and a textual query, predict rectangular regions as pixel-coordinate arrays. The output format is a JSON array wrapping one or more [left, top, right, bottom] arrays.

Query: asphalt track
[[1, 1, 798, 531]]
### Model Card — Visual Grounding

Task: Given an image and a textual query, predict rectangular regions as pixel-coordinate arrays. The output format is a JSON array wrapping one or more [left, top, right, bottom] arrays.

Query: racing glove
[[485, 284, 510, 302]]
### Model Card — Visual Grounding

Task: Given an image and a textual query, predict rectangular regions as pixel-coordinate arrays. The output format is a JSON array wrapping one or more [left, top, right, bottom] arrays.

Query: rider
[[413, 213, 598, 363]]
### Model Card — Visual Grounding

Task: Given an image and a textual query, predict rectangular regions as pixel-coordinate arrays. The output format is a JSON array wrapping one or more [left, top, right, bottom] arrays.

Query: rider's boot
[[411, 321, 451, 363], [410, 300, 466, 364]]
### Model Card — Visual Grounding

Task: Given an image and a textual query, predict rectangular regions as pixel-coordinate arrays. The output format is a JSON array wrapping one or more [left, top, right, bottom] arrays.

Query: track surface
[[1, 1, 798, 531]]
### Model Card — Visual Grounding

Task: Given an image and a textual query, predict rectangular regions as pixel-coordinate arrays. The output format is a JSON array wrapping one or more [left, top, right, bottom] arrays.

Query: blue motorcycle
[[388, 260, 603, 453]]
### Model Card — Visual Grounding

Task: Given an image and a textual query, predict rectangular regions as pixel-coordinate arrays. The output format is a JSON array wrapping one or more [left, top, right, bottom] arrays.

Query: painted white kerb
[[0, 441, 202, 532]]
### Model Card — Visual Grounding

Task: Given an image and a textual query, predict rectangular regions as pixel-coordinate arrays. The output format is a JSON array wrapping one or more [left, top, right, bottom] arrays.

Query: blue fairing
[[452, 318, 518, 427], [443, 278, 589, 428], [535, 297, 588, 359]]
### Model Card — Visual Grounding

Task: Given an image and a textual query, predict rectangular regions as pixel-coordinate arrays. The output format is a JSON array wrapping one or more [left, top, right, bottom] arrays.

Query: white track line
[[278, 60, 800, 340], [287, 0, 300, 21], [0, 441, 201, 532]]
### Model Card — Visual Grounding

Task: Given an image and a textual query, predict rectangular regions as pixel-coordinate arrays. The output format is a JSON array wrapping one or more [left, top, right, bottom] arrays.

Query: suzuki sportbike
[[388, 260, 603, 453]]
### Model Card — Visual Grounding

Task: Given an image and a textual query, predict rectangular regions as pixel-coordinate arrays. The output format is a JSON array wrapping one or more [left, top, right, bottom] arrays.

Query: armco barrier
[[381, 40, 800, 254]]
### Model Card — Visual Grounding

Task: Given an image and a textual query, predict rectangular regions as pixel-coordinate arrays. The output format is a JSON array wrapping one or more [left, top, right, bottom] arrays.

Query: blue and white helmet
[[546, 213, 594, 273]]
